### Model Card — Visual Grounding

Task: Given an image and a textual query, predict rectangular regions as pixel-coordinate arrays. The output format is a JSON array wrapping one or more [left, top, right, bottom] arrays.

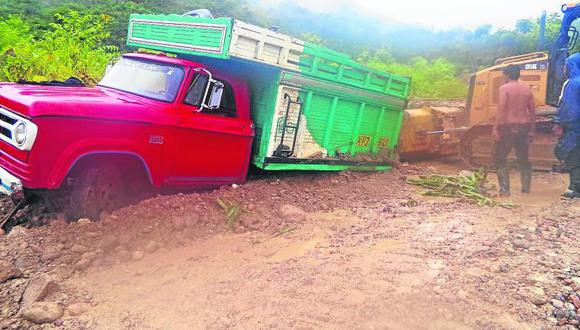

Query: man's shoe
[[561, 190, 580, 199], [497, 167, 510, 197], [499, 191, 511, 198]]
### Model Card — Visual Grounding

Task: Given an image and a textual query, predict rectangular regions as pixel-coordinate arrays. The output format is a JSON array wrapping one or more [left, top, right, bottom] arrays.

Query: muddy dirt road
[[0, 161, 579, 329]]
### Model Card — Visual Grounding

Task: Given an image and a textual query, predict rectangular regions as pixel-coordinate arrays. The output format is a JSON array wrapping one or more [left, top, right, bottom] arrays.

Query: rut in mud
[[0, 162, 579, 329]]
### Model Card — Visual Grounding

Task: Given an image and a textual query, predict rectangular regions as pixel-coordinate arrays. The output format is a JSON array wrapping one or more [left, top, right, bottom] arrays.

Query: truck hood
[[0, 83, 161, 120]]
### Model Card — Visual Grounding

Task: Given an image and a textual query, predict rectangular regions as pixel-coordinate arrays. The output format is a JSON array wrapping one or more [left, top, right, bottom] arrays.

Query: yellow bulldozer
[[399, 3, 580, 171]]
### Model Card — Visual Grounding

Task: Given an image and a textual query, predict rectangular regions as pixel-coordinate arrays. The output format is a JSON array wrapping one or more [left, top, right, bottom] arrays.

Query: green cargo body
[[127, 14, 410, 100], [127, 14, 410, 171]]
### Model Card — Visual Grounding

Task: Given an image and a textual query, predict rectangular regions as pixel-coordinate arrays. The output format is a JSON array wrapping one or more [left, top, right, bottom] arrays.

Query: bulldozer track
[[459, 120, 563, 172]]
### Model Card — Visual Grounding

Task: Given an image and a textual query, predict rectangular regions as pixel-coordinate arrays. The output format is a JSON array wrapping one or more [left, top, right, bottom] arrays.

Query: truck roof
[[123, 52, 204, 68], [123, 52, 250, 88]]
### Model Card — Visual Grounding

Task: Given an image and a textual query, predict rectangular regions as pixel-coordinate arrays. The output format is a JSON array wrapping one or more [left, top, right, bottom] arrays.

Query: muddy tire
[[66, 166, 125, 221]]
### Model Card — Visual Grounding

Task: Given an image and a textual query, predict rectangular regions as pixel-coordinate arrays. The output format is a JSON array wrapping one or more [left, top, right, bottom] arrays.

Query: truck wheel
[[66, 166, 125, 221]]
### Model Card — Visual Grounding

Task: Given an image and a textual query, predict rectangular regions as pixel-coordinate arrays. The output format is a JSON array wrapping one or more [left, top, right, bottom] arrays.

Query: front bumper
[[0, 166, 22, 196]]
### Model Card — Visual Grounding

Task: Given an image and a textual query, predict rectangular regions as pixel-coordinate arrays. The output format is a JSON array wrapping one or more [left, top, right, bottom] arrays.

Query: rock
[[499, 265, 510, 273], [460, 170, 474, 178], [571, 295, 580, 309], [280, 204, 306, 221], [66, 302, 91, 316], [131, 251, 144, 261], [80, 252, 97, 262], [530, 287, 546, 296], [76, 218, 92, 225], [59, 254, 74, 265], [7, 226, 28, 237], [552, 299, 565, 309], [512, 239, 530, 250], [21, 302, 63, 324], [457, 290, 468, 300], [75, 251, 99, 270], [144, 241, 158, 253], [0, 261, 22, 283], [21, 273, 58, 308], [554, 308, 567, 320], [70, 245, 88, 254], [572, 277, 580, 286], [171, 217, 186, 231], [98, 236, 118, 252], [41, 250, 60, 263], [0, 228, 4, 236], [239, 214, 260, 229], [532, 298, 548, 306], [74, 258, 92, 271]]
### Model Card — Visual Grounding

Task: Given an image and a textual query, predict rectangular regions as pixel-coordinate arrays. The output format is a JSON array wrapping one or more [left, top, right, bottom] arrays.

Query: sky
[[260, 0, 569, 30]]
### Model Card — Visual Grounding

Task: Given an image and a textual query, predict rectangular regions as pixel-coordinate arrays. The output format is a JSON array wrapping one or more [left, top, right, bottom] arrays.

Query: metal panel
[[127, 15, 233, 58], [230, 21, 304, 70]]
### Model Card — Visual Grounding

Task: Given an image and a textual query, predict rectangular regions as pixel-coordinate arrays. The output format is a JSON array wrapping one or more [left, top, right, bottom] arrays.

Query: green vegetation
[[0, 12, 118, 84], [0, 0, 571, 97], [360, 51, 468, 99], [407, 170, 515, 208], [216, 198, 247, 230]]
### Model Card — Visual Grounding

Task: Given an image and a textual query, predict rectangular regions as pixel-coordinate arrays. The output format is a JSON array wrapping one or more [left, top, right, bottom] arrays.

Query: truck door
[[168, 71, 254, 186]]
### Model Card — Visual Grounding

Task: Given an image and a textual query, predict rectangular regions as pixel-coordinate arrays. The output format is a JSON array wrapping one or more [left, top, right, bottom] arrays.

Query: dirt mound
[[0, 165, 578, 329]]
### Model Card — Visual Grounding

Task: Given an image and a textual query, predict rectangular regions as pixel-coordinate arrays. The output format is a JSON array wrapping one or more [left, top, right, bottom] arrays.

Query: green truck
[[127, 12, 411, 171]]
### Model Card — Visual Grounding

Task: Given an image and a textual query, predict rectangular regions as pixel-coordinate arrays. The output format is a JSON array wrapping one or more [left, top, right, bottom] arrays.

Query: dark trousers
[[494, 124, 532, 194], [564, 147, 580, 192], [494, 124, 532, 170]]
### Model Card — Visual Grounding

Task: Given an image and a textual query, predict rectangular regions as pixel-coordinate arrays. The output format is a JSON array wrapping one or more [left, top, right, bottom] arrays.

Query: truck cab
[[0, 53, 254, 220]]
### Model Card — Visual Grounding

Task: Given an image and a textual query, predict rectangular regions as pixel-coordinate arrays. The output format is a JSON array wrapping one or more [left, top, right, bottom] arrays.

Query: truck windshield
[[99, 58, 184, 102]]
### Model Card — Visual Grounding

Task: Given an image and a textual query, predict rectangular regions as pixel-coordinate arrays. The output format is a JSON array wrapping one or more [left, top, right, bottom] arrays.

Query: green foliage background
[[0, 0, 571, 97]]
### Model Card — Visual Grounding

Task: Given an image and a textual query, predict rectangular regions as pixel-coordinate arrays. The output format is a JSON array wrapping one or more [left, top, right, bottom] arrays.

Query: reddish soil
[[0, 161, 579, 329]]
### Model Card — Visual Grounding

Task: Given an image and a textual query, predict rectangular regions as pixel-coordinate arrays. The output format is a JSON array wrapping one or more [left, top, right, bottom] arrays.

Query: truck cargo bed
[[127, 14, 410, 100]]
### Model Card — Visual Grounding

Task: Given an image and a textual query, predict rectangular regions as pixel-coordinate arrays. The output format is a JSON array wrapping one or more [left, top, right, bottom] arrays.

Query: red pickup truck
[[0, 53, 255, 220]]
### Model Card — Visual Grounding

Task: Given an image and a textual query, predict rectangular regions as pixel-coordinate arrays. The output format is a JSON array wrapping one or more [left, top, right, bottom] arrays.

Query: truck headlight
[[14, 122, 26, 146]]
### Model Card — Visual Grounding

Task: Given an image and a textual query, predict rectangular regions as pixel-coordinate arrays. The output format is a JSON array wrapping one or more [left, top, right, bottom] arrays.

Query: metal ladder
[[274, 93, 304, 158]]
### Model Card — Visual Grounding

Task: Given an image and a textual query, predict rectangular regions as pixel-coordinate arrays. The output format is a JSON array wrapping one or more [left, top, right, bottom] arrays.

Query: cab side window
[[184, 74, 208, 107], [183, 74, 237, 118]]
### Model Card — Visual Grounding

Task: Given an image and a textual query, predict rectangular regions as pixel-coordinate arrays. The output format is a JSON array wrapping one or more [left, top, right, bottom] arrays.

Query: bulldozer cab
[[467, 53, 550, 126], [467, 3, 580, 126]]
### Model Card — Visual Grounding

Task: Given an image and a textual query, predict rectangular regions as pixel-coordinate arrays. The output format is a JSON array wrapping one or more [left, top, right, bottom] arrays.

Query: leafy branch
[[407, 170, 515, 208]]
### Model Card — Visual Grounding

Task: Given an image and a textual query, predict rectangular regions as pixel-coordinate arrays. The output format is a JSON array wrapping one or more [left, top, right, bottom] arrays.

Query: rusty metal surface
[[399, 106, 466, 160], [459, 120, 563, 171]]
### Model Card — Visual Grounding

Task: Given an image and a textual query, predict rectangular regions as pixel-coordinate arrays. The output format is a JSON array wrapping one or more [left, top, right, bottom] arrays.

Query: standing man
[[554, 53, 580, 199], [492, 65, 537, 197]]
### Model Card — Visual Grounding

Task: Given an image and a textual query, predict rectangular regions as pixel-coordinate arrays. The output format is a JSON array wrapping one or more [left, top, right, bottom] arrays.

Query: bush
[[366, 56, 468, 99], [0, 11, 119, 85], [0, 16, 31, 52]]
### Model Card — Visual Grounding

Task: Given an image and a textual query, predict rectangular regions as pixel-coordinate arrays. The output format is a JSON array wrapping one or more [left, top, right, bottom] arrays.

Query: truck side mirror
[[208, 82, 224, 109], [193, 67, 224, 111]]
